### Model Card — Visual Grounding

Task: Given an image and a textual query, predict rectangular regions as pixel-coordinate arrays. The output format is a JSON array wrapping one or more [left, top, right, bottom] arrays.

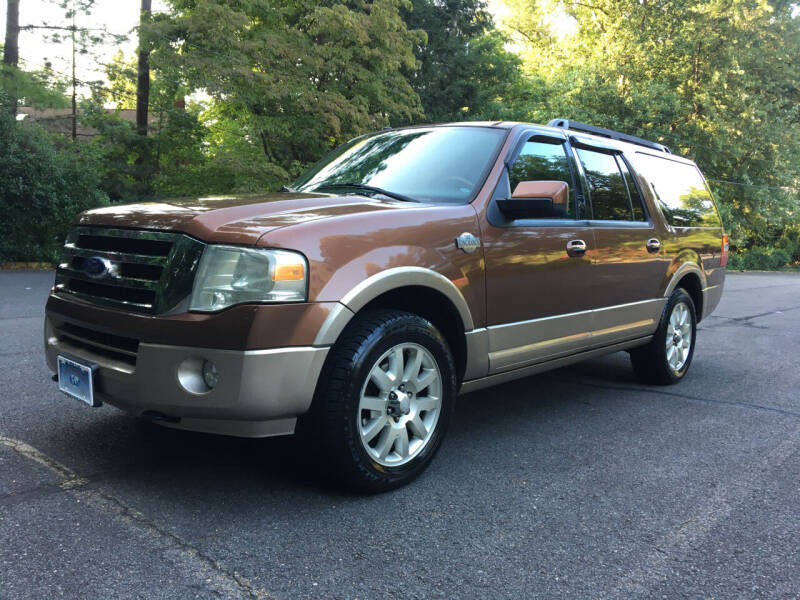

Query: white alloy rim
[[357, 343, 442, 467], [666, 301, 692, 372]]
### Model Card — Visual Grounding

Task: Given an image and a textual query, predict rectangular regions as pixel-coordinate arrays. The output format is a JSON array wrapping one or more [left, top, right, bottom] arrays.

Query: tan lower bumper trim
[[45, 316, 329, 429], [154, 416, 297, 438]]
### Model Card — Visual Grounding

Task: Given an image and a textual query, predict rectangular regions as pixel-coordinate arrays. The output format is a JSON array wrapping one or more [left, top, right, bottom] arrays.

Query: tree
[[147, 0, 424, 178], [3, 0, 20, 114], [86, 49, 204, 202], [136, 0, 151, 137], [0, 92, 109, 262], [503, 0, 800, 266], [14, 0, 126, 138], [400, 0, 522, 123]]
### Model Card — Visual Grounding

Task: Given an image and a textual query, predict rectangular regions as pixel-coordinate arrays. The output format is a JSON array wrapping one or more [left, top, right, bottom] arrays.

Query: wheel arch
[[314, 268, 474, 383], [664, 261, 705, 322]]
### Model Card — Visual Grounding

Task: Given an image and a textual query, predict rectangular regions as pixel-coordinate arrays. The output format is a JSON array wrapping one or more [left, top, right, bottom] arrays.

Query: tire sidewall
[[335, 314, 456, 490], [657, 288, 697, 382]]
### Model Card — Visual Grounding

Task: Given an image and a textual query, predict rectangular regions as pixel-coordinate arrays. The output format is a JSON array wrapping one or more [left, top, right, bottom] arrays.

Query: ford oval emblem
[[83, 256, 116, 279]]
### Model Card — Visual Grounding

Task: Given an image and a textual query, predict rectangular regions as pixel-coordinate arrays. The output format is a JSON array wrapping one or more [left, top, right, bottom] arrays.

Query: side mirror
[[497, 180, 569, 220]]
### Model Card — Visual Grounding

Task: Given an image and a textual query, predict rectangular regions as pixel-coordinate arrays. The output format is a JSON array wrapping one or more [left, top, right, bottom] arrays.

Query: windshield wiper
[[311, 182, 418, 203], [280, 185, 296, 192]]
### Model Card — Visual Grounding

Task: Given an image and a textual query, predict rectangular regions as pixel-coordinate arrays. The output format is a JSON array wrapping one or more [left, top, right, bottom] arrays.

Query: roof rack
[[547, 118, 671, 154]]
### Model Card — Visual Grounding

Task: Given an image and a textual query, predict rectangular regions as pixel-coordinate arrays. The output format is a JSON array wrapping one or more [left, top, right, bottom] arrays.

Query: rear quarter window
[[632, 153, 722, 227]]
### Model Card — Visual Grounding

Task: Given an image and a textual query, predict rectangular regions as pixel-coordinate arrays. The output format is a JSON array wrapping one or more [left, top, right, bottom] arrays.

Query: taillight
[[720, 234, 729, 267]]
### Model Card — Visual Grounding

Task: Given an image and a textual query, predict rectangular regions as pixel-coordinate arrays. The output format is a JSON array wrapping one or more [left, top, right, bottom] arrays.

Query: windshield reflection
[[292, 127, 507, 204]]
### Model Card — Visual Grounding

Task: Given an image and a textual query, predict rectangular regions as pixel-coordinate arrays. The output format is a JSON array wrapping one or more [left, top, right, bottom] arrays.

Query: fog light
[[202, 360, 219, 389]]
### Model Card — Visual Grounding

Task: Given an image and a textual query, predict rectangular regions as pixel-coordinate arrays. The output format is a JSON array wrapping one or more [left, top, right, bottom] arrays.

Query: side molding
[[464, 328, 489, 380]]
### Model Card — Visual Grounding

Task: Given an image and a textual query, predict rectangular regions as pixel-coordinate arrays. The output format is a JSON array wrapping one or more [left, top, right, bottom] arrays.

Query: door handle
[[646, 238, 661, 253], [566, 239, 587, 256]]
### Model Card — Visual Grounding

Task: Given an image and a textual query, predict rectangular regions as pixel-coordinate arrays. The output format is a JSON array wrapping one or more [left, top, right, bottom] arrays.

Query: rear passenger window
[[509, 139, 575, 218], [617, 157, 647, 221], [575, 148, 633, 221], [632, 154, 722, 227]]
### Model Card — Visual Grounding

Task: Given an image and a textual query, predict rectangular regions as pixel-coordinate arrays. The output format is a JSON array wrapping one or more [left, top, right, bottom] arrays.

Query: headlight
[[190, 246, 308, 312]]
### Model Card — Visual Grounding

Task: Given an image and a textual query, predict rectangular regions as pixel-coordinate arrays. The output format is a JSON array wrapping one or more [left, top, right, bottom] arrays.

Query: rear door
[[481, 132, 598, 374], [570, 142, 671, 347]]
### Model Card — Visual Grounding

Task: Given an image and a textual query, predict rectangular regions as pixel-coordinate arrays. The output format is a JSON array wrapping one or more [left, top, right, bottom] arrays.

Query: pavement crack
[[0, 435, 273, 599], [703, 305, 800, 328], [558, 380, 800, 419], [0, 478, 91, 507]]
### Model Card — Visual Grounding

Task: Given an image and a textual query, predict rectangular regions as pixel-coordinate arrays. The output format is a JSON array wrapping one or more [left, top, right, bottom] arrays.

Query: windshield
[[291, 126, 507, 204]]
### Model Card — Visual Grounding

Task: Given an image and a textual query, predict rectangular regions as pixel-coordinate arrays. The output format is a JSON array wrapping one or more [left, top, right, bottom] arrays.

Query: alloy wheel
[[666, 301, 693, 372], [357, 343, 443, 467]]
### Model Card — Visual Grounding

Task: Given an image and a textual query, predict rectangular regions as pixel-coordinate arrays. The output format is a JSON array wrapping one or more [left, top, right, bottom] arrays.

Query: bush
[[0, 98, 110, 263], [714, 184, 799, 270], [728, 247, 792, 271]]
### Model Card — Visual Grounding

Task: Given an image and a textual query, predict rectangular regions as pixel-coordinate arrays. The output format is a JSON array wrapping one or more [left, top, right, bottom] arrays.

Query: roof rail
[[547, 119, 671, 154]]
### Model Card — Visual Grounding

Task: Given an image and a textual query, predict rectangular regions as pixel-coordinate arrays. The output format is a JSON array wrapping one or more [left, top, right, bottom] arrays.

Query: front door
[[480, 133, 598, 374]]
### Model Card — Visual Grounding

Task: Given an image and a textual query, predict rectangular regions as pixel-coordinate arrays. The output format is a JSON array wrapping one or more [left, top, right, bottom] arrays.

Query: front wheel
[[306, 310, 457, 492], [630, 288, 697, 385]]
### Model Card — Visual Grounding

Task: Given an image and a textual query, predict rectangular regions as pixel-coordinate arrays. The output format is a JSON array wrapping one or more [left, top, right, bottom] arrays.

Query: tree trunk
[[3, 0, 20, 115], [71, 13, 77, 140], [136, 0, 151, 136]]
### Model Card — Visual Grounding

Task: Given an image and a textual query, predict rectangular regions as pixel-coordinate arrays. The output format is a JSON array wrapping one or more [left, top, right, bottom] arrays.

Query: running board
[[458, 336, 652, 395]]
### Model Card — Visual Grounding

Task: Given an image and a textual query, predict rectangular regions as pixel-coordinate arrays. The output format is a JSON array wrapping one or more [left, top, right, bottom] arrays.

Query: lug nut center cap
[[388, 389, 411, 416]]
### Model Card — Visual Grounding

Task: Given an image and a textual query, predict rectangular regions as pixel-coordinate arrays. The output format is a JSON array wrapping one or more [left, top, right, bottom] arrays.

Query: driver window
[[509, 140, 575, 218]]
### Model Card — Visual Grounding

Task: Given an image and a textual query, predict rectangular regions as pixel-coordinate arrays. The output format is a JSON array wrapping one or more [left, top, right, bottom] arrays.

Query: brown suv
[[44, 119, 727, 491]]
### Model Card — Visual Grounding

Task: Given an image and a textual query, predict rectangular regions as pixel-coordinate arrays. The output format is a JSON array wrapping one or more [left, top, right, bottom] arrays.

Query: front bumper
[[45, 316, 329, 437]]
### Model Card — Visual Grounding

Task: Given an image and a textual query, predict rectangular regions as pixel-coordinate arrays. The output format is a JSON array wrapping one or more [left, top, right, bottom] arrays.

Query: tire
[[302, 309, 457, 493], [630, 287, 697, 385]]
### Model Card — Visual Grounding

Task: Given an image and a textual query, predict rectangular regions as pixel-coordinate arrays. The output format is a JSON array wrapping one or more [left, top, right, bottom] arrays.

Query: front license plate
[[57, 355, 100, 407]]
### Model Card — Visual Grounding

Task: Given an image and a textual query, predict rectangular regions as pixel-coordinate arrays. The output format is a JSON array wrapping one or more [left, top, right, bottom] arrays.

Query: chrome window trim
[[583, 220, 654, 229]]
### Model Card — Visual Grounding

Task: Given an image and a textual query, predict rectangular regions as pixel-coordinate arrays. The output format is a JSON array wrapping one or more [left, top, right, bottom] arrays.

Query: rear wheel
[[630, 288, 697, 385], [305, 309, 456, 492]]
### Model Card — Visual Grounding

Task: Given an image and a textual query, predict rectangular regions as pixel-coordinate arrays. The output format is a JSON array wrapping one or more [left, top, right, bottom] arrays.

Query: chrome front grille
[[55, 227, 205, 314]]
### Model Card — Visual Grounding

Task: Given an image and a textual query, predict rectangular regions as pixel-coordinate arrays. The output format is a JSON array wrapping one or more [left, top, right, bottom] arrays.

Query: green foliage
[[728, 247, 792, 271], [3, 0, 798, 269], [85, 60, 290, 200], [101, 50, 138, 110], [501, 0, 800, 267], [0, 94, 109, 262], [0, 64, 71, 109], [147, 0, 423, 173], [400, 0, 522, 122]]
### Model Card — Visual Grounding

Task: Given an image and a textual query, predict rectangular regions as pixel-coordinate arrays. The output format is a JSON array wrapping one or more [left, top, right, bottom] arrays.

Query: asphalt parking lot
[[1, 270, 798, 599]]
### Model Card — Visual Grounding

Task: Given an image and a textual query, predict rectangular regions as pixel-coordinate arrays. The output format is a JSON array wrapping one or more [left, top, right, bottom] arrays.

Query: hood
[[76, 192, 421, 244]]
